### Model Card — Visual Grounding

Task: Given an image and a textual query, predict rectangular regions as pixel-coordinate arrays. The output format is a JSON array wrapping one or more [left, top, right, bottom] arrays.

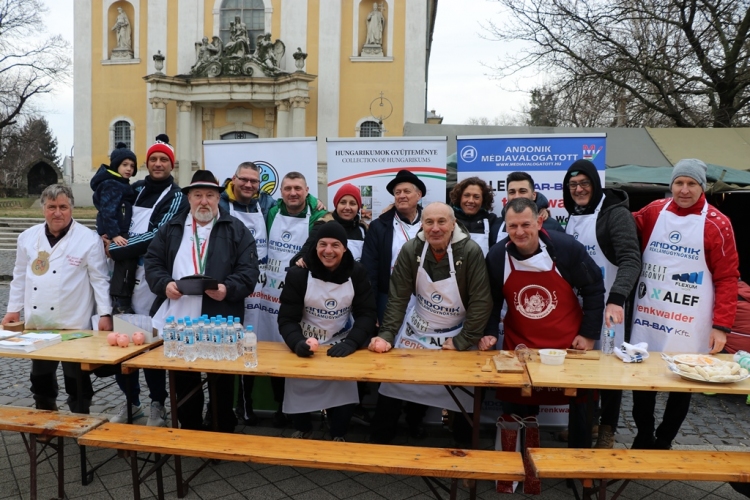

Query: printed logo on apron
[[514, 285, 558, 319]]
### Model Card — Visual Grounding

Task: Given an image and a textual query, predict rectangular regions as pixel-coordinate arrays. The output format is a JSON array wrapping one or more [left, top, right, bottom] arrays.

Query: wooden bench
[[79, 422, 526, 500], [527, 448, 750, 500], [0, 406, 106, 500]]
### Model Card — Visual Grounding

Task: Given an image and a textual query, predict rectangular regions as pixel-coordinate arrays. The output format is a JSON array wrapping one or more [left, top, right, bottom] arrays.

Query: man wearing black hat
[[362, 169, 427, 322], [144, 169, 260, 432], [278, 221, 376, 441]]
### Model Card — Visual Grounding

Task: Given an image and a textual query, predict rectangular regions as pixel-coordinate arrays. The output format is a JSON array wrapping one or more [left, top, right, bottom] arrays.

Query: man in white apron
[[630, 159, 739, 450], [278, 221, 376, 440], [145, 169, 259, 432], [107, 134, 187, 426], [563, 159, 642, 449], [2, 185, 112, 413], [257, 171, 326, 425], [369, 202, 492, 445]]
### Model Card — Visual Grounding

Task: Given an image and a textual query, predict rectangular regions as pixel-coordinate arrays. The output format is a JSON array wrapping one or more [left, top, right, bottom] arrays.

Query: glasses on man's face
[[235, 176, 259, 185], [568, 180, 591, 190]]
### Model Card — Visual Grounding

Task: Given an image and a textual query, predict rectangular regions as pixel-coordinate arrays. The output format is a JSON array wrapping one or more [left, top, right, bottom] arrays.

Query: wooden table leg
[[168, 370, 186, 498]]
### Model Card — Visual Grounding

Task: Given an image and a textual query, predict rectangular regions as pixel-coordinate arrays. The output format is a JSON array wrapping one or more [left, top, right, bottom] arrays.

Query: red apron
[[498, 256, 583, 405]]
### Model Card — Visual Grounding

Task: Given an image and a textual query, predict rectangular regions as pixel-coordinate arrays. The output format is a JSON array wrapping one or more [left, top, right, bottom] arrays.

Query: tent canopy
[[605, 163, 750, 192]]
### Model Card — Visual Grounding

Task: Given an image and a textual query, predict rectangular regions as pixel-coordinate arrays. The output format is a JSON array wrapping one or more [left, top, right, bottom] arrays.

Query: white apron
[[565, 198, 624, 347], [257, 207, 310, 342], [379, 244, 474, 412], [229, 204, 268, 328], [348, 226, 366, 261], [469, 218, 490, 257], [391, 216, 421, 271], [631, 200, 714, 353], [283, 276, 359, 414], [153, 215, 213, 332], [129, 186, 171, 315], [496, 221, 508, 244]]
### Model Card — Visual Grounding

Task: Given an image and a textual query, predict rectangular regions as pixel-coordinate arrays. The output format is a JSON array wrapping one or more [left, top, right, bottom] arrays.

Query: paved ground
[[0, 281, 748, 499]]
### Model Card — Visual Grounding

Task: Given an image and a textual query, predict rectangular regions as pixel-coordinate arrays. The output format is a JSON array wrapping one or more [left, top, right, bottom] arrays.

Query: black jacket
[[279, 245, 376, 352], [452, 206, 498, 236], [485, 229, 605, 340], [144, 208, 260, 318], [90, 165, 135, 240], [109, 175, 188, 261]]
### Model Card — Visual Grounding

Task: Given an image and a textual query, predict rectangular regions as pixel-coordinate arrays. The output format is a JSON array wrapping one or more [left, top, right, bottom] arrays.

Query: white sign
[[326, 137, 447, 223], [203, 138, 318, 198]]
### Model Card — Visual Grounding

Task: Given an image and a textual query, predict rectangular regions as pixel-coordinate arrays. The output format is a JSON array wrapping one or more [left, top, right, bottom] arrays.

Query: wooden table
[[0, 330, 163, 484], [525, 352, 750, 395]]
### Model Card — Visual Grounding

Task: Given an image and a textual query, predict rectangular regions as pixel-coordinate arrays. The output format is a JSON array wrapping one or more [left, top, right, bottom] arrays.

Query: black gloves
[[327, 338, 358, 358], [294, 340, 313, 357]]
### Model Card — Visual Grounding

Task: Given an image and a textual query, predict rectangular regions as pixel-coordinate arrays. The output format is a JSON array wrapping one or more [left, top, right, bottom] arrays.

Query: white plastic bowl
[[539, 349, 567, 366]]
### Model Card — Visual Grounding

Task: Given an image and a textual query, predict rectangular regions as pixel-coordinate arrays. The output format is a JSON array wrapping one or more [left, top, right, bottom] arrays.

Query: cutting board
[[565, 349, 601, 360], [492, 356, 525, 373]]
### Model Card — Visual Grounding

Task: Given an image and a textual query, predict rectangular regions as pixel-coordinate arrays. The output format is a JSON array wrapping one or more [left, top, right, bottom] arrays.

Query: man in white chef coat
[[2, 185, 112, 413]]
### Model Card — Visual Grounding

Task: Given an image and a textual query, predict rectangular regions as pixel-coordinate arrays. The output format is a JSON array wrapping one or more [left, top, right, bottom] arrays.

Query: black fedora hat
[[182, 170, 224, 194], [386, 169, 427, 196]]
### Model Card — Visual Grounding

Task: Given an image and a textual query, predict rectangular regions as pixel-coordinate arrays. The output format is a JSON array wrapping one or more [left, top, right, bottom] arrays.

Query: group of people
[[1, 135, 743, 451]]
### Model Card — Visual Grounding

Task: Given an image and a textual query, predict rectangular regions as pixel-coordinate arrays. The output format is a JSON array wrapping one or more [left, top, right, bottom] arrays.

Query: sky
[[37, 0, 532, 159]]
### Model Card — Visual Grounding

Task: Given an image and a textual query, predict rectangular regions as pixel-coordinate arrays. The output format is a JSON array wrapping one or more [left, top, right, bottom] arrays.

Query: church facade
[[73, 0, 438, 185]]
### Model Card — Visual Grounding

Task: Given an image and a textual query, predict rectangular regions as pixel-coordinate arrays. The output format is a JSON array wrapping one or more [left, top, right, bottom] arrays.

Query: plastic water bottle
[[183, 320, 198, 362], [734, 350, 750, 369], [243, 325, 258, 368], [211, 319, 223, 361], [225, 319, 238, 361], [162, 316, 176, 358], [601, 325, 615, 355], [175, 319, 185, 359], [235, 320, 245, 358]]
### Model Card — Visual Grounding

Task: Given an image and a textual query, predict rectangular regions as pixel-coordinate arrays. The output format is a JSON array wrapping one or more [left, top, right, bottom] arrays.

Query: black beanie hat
[[315, 220, 348, 248], [110, 142, 137, 173]]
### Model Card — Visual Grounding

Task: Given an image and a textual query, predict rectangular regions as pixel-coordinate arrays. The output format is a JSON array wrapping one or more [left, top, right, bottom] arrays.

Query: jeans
[[115, 368, 167, 407]]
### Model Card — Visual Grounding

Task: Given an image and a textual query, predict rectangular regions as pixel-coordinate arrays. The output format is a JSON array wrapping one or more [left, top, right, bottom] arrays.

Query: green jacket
[[266, 194, 327, 232], [379, 222, 492, 351]]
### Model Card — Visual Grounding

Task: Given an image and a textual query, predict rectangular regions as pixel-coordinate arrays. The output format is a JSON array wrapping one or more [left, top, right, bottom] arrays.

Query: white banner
[[326, 137, 447, 223], [203, 137, 318, 198]]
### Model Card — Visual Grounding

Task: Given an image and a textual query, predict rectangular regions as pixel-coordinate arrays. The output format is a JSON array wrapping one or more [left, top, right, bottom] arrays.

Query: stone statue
[[224, 16, 251, 58], [110, 7, 134, 59], [293, 47, 307, 72], [361, 3, 385, 57], [256, 33, 285, 73], [365, 3, 384, 46], [188, 29, 286, 77], [191, 36, 222, 73]]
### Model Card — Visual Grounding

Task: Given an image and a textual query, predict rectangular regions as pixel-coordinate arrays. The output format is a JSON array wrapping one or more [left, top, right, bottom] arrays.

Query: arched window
[[220, 0, 265, 52], [221, 131, 258, 140], [359, 120, 382, 137], [114, 120, 132, 148]]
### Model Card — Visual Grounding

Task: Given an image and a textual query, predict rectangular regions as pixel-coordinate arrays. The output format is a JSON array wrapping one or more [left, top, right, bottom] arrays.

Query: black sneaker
[[351, 405, 371, 426], [244, 411, 259, 426], [273, 410, 288, 428]]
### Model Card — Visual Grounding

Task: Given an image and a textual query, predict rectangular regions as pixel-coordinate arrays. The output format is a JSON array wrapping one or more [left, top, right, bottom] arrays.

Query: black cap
[[386, 169, 427, 196], [315, 220, 348, 248], [181, 170, 224, 194], [110, 142, 137, 173]]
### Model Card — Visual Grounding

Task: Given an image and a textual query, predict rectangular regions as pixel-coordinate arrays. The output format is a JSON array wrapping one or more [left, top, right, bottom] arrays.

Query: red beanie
[[146, 134, 175, 167], [334, 183, 362, 209]]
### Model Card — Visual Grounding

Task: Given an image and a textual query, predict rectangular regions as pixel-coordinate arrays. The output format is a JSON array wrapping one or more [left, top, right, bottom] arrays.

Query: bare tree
[[465, 112, 526, 126], [0, 0, 70, 133], [487, 0, 750, 128]]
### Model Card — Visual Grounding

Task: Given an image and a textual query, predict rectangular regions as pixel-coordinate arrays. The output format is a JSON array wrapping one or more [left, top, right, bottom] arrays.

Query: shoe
[[653, 437, 672, 450], [595, 425, 615, 449], [631, 433, 655, 450], [147, 401, 166, 427], [332, 436, 345, 442], [291, 430, 312, 439], [273, 410, 288, 428], [34, 397, 58, 411], [244, 411, 259, 426], [110, 404, 144, 424], [351, 404, 371, 426], [234, 406, 245, 420]]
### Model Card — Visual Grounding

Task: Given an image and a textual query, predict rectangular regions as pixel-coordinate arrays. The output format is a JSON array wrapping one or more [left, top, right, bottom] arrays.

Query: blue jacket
[[90, 164, 135, 239]]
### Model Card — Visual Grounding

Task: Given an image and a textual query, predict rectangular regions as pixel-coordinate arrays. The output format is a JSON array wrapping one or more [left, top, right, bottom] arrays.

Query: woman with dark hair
[[449, 177, 497, 256]]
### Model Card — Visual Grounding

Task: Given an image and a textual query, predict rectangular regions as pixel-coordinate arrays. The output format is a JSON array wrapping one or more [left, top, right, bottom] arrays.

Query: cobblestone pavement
[[0, 282, 748, 499]]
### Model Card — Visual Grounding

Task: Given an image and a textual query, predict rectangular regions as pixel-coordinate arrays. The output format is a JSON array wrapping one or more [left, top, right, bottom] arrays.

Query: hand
[[98, 316, 113, 331], [166, 281, 183, 300], [442, 338, 456, 350], [1, 312, 20, 325], [478, 335, 498, 351], [306, 337, 319, 352], [102, 237, 112, 258], [368, 336, 391, 353], [294, 339, 313, 357], [571, 335, 595, 351], [708, 328, 727, 354], [315, 200, 327, 211], [328, 339, 357, 357], [112, 236, 128, 247], [539, 208, 550, 221], [604, 304, 624, 328], [205, 284, 227, 301], [295, 258, 307, 268]]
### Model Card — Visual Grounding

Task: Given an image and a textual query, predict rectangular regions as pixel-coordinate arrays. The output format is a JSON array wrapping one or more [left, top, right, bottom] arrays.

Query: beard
[[193, 208, 216, 223]]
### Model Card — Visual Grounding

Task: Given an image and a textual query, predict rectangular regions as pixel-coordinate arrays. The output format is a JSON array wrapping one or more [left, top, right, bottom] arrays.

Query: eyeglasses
[[568, 180, 592, 190], [235, 176, 259, 185]]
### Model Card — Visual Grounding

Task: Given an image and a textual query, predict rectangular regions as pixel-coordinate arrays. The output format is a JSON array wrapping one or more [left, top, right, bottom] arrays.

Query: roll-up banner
[[326, 137, 448, 223], [456, 134, 607, 226], [203, 137, 318, 198]]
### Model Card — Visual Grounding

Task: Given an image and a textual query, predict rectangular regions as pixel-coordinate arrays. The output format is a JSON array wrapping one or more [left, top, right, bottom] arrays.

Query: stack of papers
[[0, 332, 62, 352], [0, 332, 21, 341]]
